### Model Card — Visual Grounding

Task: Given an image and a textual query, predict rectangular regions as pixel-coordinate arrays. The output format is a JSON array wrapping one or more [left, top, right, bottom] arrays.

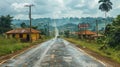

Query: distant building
[[91, 34, 104, 39], [6, 28, 40, 42], [76, 30, 103, 39]]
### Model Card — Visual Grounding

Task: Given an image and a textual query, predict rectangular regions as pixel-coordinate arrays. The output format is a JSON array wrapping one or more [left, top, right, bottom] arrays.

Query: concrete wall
[[7, 33, 40, 42]]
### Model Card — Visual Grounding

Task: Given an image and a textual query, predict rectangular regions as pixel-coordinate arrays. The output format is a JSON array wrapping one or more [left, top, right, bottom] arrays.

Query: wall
[[7, 33, 40, 42]]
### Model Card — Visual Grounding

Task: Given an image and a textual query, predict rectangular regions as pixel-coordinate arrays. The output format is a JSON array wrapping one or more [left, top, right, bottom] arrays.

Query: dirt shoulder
[[67, 40, 120, 67]]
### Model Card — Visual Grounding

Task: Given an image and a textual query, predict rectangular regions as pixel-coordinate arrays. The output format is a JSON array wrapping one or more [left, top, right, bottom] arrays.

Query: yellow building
[[6, 28, 40, 42]]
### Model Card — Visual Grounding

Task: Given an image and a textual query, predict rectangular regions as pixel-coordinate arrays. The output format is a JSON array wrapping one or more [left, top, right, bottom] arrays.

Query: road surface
[[0, 38, 105, 67]]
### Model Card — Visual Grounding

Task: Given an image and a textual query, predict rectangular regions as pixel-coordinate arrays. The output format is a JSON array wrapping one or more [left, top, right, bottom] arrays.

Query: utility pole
[[48, 21, 50, 36], [96, 20, 98, 37], [25, 4, 34, 42], [84, 22, 87, 39]]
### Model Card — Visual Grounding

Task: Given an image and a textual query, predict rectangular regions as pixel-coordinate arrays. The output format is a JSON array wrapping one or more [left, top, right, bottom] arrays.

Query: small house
[[76, 30, 104, 39], [6, 28, 40, 42], [91, 33, 104, 39], [76, 30, 96, 39]]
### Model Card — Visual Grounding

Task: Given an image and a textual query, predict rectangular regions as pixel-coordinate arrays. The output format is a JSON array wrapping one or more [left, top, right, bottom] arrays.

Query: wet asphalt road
[[0, 38, 105, 67]]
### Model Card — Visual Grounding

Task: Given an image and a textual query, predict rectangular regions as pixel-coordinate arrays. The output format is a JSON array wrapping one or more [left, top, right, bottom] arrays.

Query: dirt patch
[[69, 41, 120, 67]]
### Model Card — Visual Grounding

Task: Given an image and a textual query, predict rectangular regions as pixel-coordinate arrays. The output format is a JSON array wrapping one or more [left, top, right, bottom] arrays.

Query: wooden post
[[25, 4, 34, 42]]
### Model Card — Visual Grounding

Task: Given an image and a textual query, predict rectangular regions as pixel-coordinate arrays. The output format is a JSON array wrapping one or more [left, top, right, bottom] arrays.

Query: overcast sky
[[0, 0, 120, 19]]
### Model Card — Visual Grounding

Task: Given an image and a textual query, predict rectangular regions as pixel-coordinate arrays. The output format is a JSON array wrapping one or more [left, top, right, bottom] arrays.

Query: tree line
[[105, 15, 120, 49], [0, 15, 13, 34]]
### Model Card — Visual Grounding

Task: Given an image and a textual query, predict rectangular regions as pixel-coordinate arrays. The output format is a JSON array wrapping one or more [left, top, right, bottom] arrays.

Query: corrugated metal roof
[[6, 28, 40, 34], [91, 34, 104, 37], [76, 30, 96, 35]]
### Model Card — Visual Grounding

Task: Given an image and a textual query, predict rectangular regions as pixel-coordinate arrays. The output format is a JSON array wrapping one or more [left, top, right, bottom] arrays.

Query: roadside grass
[[65, 38, 120, 63], [0, 35, 52, 57], [0, 38, 29, 56]]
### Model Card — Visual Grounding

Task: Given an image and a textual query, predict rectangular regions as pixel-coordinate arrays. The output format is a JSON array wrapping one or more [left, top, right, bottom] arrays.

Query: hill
[[12, 17, 114, 32]]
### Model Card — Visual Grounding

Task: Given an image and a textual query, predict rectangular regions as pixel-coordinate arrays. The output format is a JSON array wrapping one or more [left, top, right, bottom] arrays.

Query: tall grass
[[0, 35, 52, 56], [0, 36, 29, 56], [65, 38, 120, 63]]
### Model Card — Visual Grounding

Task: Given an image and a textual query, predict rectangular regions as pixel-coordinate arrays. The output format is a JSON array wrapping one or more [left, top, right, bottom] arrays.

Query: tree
[[98, 0, 113, 27], [64, 30, 70, 38], [32, 26, 38, 29], [108, 28, 120, 48], [20, 22, 27, 28], [106, 15, 120, 48], [105, 24, 112, 36], [98, 0, 112, 17], [0, 15, 13, 34]]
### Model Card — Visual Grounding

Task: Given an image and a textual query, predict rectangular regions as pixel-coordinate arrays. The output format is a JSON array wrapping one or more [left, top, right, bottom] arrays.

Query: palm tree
[[98, 0, 113, 31], [98, 0, 113, 17]]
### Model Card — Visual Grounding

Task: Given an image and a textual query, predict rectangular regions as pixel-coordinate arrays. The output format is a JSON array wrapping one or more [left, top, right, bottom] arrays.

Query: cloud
[[11, 3, 29, 12], [0, 0, 120, 19]]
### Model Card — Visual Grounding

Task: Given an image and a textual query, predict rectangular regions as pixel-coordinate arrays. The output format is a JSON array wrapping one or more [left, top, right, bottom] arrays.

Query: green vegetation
[[20, 22, 38, 29], [65, 38, 120, 63], [105, 15, 120, 49], [20, 22, 28, 28], [0, 15, 13, 34], [98, 0, 113, 17], [65, 14, 120, 63], [0, 37, 29, 56], [98, 0, 113, 31], [0, 35, 51, 57], [64, 30, 70, 38], [0, 14, 52, 57]]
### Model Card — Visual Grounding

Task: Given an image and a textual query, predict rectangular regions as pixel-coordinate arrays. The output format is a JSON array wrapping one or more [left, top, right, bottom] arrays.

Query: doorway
[[26, 34, 30, 41]]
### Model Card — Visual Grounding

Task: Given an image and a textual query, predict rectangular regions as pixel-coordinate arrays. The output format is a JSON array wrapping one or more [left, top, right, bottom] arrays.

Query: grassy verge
[[0, 36, 52, 57], [0, 38, 29, 56], [65, 38, 120, 63]]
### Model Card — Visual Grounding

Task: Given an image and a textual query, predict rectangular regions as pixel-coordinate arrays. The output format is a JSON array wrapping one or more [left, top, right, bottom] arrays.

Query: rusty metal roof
[[91, 34, 104, 37], [76, 30, 96, 35], [6, 28, 40, 34]]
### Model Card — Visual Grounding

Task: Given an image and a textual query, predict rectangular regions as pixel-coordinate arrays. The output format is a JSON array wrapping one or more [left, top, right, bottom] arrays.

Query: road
[[0, 38, 105, 67]]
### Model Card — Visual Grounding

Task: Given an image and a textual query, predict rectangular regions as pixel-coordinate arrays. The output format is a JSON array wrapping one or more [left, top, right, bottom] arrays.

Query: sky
[[0, 0, 120, 19]]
